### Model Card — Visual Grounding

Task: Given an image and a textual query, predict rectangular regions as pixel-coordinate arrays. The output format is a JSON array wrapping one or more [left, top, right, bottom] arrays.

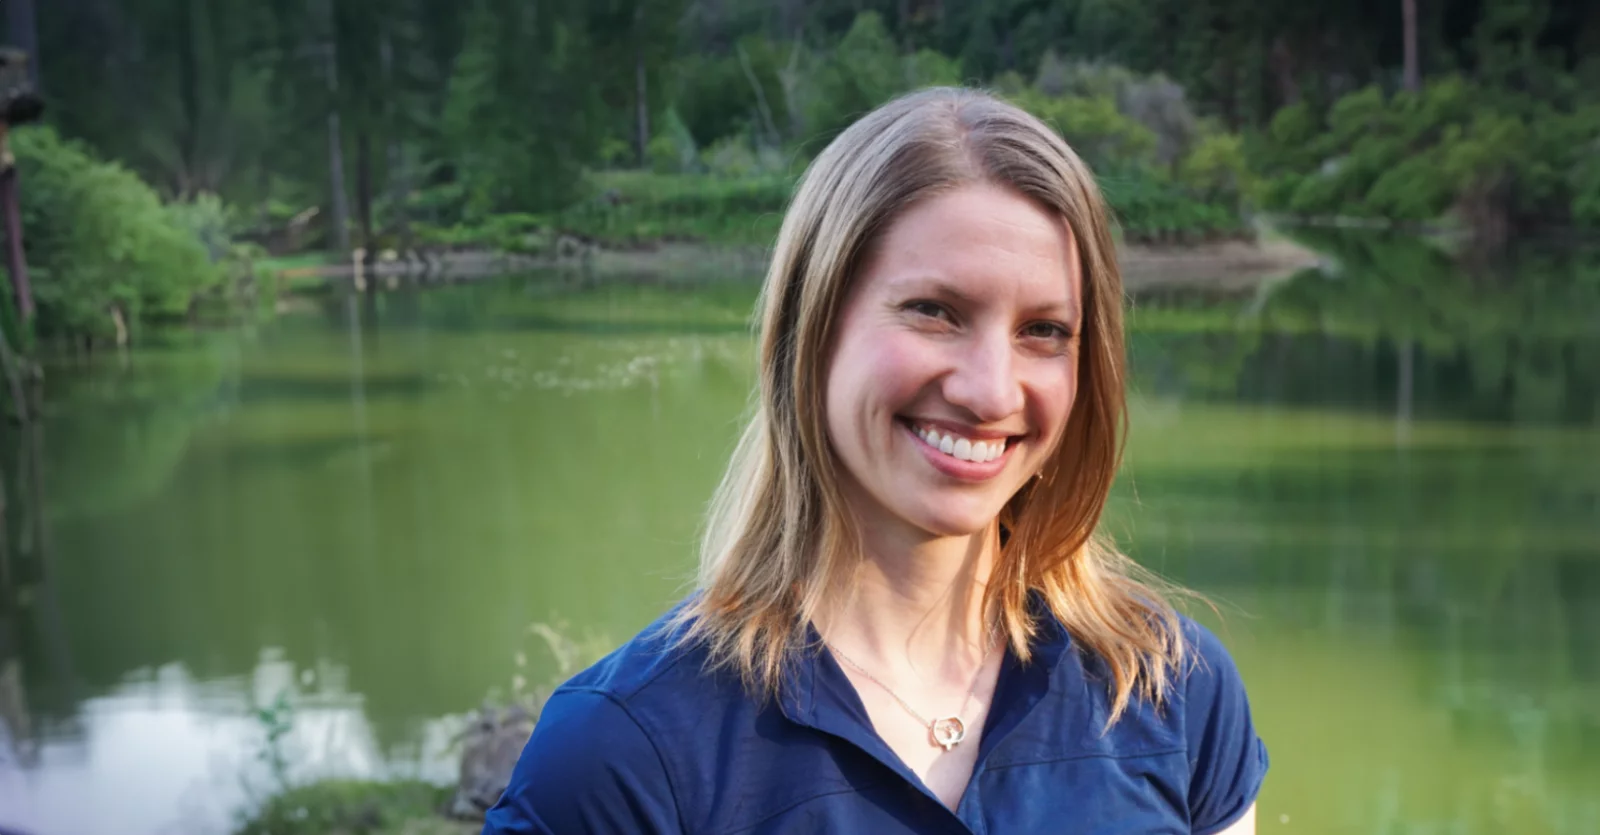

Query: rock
[[449, 702, 537, 820]]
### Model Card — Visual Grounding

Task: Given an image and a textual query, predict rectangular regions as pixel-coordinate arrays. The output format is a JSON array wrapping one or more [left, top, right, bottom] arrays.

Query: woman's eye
[[1022, 321, 1072, 340], [905, 300, 952, 321]]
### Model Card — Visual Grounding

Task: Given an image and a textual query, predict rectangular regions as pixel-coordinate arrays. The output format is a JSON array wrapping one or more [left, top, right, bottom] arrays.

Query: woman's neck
[[818, 521, 1001, 687]]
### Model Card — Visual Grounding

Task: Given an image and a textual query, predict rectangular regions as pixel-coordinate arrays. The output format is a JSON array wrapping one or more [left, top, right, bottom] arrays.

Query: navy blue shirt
[[485, 601, 1268, 834]]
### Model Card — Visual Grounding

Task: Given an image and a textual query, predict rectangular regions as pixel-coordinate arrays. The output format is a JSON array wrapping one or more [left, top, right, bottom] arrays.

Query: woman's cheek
[[869, 334, 944, 395], [1027, 364, 1077, 444]]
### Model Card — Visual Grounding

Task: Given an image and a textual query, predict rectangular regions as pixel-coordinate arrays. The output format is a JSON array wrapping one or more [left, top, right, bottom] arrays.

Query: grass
[[233, 780, 476, 835], [273, 166, 1254, 271], [553, 170, 794, 247]]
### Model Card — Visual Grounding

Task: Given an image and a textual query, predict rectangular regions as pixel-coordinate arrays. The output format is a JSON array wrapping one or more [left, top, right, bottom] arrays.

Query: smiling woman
[[484, 87, 1267, 834]]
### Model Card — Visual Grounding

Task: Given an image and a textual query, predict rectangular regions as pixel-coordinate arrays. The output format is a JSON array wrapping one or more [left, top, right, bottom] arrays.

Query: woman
[[485, 87, 1267, 834]]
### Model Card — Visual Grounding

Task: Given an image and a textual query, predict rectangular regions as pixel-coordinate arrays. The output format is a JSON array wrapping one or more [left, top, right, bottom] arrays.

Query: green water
[[2, 235, 1597, 834]]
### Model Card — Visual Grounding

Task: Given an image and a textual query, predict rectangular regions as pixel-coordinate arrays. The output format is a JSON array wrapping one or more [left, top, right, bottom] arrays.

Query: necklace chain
[[825, 628, 999, 752]]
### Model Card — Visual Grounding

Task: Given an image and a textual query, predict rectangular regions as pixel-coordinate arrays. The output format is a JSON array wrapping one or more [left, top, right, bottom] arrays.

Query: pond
[[1, 234, 1597, 834]]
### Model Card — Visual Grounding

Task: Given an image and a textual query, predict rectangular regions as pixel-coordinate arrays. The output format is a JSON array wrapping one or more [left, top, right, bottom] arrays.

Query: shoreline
[[267, 233, 1324, 295]]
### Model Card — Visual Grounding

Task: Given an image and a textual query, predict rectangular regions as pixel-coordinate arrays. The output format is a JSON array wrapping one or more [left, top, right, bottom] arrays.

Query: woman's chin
[[903, 501, 1006, 538]]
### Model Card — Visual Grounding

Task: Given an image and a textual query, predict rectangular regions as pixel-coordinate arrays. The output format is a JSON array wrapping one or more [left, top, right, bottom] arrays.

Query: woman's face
[[823, 182, 1083, 540]]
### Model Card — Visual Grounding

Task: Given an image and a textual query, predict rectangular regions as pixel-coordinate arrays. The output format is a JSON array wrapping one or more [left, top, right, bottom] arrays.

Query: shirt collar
[[776, 589, 1074, 747]]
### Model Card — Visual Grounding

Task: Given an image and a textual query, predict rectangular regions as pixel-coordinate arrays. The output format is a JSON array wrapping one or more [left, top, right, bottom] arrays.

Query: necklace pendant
[[930, 716, 966, 751]]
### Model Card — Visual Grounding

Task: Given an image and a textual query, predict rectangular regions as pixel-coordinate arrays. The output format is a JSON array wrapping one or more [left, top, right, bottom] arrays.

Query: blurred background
[[0, 1, 1596, 833]]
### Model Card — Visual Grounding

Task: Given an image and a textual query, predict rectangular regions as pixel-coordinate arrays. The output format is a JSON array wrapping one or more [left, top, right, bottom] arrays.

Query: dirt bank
[[584, 234, 1325, 292], [271, 233, 1323, 293], [1118, 235, 1324, 293]]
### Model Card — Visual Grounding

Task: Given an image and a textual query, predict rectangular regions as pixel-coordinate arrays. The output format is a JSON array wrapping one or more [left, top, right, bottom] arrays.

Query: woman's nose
[[941, 330, 1024, 422]]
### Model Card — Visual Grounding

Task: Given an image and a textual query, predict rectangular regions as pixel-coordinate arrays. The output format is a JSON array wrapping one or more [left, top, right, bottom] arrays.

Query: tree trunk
[[0, 247, 29, 421], [174, 0, 202, 196], [379, 28, 409, 246], [356, 126, 374, 266], [3, 0, 40, 90], [0, 164, 33, 324], [1268, 35, 1301, 107], [1402, 0, 1420, 92], [315, 0, 350, 254], [326, 107, 350, 254], [634, 47, 649, 168], [1396, 336, 1414, 445]]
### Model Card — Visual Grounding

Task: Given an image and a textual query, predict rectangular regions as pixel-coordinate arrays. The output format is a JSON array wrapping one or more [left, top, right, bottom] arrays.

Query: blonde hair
[[673, 87, 1186, 725]]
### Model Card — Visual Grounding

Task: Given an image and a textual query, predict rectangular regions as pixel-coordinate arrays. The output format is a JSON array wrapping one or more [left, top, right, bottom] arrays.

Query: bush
[[1099, 165, 1244, 243], [647, 109, 700, 174], [12, 126, 222, 345], [1010, 89, 1158, 173], [233, 780, 464, 835], [1034, 54, 1199, 166], [552, 171, 793, 245], [1572, 143, 1600, 227], [1256, 76, 1600, 231], [1177, 133, 1253, 208]]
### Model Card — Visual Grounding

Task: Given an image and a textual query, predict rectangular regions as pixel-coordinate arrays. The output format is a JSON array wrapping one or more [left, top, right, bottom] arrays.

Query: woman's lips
[[901, 419, 1016, 482]]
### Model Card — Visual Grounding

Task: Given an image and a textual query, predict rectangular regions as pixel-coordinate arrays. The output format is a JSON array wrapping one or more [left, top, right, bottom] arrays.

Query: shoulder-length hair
[[672, 86, 1186, 724]]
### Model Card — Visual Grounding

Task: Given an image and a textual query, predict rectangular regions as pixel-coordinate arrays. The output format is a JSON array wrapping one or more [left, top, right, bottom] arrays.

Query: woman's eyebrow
[[884, 275, 1079, 319], [1024, 298, 1081, 321], [883, 275, 979, 306]]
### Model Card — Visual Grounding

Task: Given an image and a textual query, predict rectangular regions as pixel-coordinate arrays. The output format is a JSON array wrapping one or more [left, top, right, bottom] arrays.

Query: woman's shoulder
[[1170, 615, 1269, 832], [1051, 612, 1265, 760], [556, 607, 708, 703], [1175, 615, 1250, 699], [1062, 613, 1267, 832], [1064, 611, 1253, 707], [483, 606, 735, 833]]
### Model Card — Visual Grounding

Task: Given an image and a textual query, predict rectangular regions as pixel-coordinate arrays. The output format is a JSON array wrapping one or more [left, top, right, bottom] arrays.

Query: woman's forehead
[[858, 185, 1082, 310]]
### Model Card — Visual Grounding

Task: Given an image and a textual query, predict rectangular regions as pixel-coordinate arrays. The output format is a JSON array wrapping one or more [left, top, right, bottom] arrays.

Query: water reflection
[[1, 236, 1597, 834], [0, 650, 463, 835]]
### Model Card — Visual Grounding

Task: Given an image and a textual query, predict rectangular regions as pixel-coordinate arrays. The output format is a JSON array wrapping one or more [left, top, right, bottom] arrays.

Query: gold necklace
[[826, 631, 999, 752]]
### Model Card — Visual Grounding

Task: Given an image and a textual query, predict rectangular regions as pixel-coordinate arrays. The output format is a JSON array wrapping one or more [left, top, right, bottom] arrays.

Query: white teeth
[[915, 423, 1005, 463]]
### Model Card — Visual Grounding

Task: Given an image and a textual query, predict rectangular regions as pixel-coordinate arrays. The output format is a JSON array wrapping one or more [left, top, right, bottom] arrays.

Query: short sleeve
[[1182, 620, 1269, 834], [483, 689, 682, 835]]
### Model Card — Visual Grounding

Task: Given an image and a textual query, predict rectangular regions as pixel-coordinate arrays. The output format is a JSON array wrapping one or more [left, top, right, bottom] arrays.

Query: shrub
[[1256, 76, 1600, 231], [12, 126, 222, 345], [1177, 133, 1253, 208], [1010, 89, 1158, 173]]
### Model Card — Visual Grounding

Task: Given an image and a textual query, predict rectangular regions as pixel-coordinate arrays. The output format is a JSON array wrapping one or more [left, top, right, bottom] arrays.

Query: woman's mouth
[[900, 418, 1019, 480]]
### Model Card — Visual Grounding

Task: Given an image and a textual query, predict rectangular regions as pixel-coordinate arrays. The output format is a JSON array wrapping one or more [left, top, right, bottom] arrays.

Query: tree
[[1403, 0, 1420, 91]]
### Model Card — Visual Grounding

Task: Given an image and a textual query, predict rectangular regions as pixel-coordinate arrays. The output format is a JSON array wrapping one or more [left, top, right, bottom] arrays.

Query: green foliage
[[254, 691, 296, 794], [440, 0, 610, 218], [233, 780, 463, 835], [1572, 143, 1600, 227], [797, 13, 959, 152], [1257, 76, 1600, 231], [647, 109, 701, 175], [700, 134, 784, 178], [553, 171, 792, 245], [1099, 166, 1245, 243], [35, 0, 1600, 258], [1011, 89, 1159, 173], [413, 213, 548, 254], [1008, 74, 1250, 242], [1177, 133, 1253, 207], [673, 35, 794, 148], [12, 127, 223, 344]]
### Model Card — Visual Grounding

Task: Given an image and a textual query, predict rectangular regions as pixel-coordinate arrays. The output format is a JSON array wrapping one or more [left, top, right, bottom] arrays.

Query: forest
[[4, 0, 1599, 346]]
